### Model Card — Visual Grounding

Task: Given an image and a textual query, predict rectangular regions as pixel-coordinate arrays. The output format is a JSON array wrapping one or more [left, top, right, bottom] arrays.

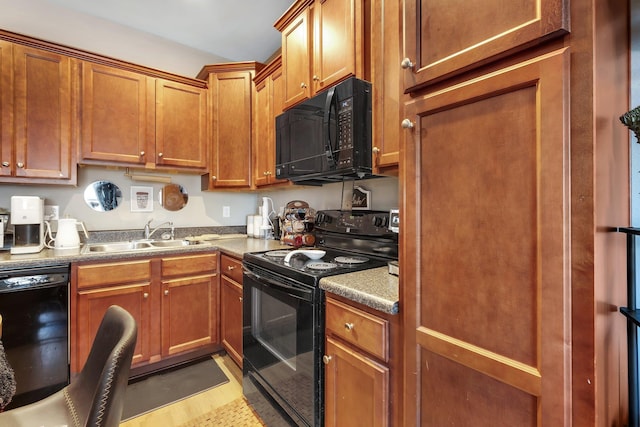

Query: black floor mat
[[121, 357, 229, 421]]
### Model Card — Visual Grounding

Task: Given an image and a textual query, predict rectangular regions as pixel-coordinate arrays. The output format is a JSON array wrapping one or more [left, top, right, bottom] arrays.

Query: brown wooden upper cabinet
[[198, 62, 264, 190], [253, 56, 289, 188], [80, 62, 207, 171], [276, 0, 365, 110], [402, 0, 569, 92], [0, 41, 77, 185]]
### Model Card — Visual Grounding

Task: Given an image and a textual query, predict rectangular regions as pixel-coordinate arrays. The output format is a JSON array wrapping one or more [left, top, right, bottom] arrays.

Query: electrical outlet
[[223, 206, 230, 218], [45, 205, 59, 220]]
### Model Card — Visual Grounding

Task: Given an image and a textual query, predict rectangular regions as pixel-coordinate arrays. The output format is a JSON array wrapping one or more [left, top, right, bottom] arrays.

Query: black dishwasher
[[0, 264, 70, 409]]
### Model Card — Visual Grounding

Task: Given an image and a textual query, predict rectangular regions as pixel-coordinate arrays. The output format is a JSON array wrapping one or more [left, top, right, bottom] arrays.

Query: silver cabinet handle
[[164, 290, 169, 296], [143, 292, 149, 299], [158, 152, 163, 158], [401, 119, 414, 129], [1, 162, 8, 167], [322, 355, 332, 364], [344, 322, 354, 331], [401, 58, 415, 69], [16, 162, 24, 168], [227, 265, 236, 271], [300, 82, 307, 89], [140, 151, 145, 156], [372, 147, 380, 154]]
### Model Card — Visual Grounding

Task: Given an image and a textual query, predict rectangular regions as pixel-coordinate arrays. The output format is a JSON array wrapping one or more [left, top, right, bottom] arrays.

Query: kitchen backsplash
[[0, 166, 398, 232]]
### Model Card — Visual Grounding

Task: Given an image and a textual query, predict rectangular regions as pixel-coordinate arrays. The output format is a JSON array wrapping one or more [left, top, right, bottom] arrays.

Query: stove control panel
[[314, 210, 395, 236]]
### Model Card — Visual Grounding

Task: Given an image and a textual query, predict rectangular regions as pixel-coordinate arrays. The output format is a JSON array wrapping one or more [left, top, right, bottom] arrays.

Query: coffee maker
[[11, 196, 45, 254]]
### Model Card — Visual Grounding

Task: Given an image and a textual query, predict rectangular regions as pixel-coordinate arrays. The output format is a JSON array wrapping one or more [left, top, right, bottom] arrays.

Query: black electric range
[[242, 210, 398, 427]]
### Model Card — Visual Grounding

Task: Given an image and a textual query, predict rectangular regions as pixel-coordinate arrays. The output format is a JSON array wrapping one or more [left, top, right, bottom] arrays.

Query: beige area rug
[[178, 397, 265, 427]]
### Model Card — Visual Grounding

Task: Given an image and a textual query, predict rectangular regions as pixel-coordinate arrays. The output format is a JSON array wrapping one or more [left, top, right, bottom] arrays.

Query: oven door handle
[[243, 268, 314, 302]]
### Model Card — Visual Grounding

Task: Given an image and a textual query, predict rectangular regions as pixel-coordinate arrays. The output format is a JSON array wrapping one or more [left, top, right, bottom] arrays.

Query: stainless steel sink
[[84, 239, 207, 254]]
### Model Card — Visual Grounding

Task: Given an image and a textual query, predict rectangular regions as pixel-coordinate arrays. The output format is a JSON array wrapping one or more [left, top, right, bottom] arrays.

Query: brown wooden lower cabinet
[[71, 251, 219, 374], [323, 296, 392, 427], [220, 254, 243, 367]]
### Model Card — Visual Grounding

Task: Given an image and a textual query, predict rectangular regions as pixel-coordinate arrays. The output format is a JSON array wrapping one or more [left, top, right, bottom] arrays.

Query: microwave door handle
[[323, 86, 337, 168]]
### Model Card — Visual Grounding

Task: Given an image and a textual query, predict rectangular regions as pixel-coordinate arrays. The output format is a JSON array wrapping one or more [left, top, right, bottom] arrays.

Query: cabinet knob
[[158, 152, 163, 158], [401, 119, 415, 129], [164, 290, 169, 296], [140, 151, 145, 156], [1, 162, 8, 167], [227, 265, 236, 271], [239, 296, 243, 302], [322, 355, 332, 364], [263, 171, 269, 176], [300, 82, 307, 89], [16, 162, 24, 168], [211, 176, 217, 181], [344, 322, 354, 331], [372, 147, 380, 154], [143, 292, 149, 299], [312, 75, 319, 81], [401, 58, 415, 70]]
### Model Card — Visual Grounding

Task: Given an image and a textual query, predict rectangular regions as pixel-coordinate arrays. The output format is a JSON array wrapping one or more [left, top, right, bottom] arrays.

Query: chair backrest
[[67, 305, 137, 427]]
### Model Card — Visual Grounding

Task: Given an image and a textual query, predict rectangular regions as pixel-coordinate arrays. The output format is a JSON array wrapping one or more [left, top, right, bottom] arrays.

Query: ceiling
[[47, 0, 293, 62]]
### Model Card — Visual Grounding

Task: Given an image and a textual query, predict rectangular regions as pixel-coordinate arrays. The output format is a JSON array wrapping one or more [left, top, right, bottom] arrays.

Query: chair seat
[[0, 389, 75, 427]]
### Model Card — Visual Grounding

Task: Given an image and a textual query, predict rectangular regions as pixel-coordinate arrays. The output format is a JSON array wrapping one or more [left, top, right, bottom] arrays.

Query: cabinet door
[[13, 45, 75, 180], [75, 283, 151, 371], [221, 275, 242, 367], [371, 0, 401, 172], [161, 273, 218, 356], [155, 79, 207, 170], [313, 0, 358, 93], [324, 336, 389, 427], [253, 77, 271, 187], [0, 41, 12, 177], [208, 71, 253, 188], [282, 8, 312, 108], [80, 62, 151, 165], [402, 49, 569, 425], [403, 0, 568, 91], [254, 66, 288, 188]]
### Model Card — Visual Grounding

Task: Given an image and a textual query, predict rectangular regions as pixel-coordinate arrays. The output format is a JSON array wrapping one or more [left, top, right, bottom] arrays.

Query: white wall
[[0, 0, 226, 76]]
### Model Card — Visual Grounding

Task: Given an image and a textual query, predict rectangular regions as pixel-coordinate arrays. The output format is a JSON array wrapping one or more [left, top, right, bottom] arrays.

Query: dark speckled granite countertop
[[320, 267, 399, 315]]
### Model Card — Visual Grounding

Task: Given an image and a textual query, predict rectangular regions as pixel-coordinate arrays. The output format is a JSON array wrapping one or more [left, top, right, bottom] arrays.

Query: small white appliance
[[11, 196, 45, 254], [45, 218, 89, 252]]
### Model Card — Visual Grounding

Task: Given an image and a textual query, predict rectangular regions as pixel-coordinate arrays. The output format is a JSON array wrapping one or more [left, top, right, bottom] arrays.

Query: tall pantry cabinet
[[401, 1, 629, 426]]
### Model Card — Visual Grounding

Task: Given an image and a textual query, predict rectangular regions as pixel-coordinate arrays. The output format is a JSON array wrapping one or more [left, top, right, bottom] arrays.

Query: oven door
[[242, 267, 322, 427]]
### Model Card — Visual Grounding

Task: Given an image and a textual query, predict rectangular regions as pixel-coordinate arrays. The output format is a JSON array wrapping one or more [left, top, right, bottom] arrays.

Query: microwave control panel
[[337, 97, 354, 167]]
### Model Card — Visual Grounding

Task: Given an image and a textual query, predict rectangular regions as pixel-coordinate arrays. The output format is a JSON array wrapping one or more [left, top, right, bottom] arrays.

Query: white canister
[[253, 215, 262, 238], [247, 215, 255, 237]]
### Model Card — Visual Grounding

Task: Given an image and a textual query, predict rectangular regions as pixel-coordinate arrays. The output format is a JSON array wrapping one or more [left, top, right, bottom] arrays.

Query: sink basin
[[84, 239, 206, 254]]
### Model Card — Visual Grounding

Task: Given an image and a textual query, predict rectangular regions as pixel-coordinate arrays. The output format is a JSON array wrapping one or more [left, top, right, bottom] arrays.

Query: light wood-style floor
[[120, 353, 243, 427]]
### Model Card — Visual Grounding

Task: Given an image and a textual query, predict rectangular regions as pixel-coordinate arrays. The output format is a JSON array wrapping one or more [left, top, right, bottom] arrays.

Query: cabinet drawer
[[161, 253, 218, 277], [77, 259, 152, 289], [221, 254, 243, 283], [326, 297, 389, 362]]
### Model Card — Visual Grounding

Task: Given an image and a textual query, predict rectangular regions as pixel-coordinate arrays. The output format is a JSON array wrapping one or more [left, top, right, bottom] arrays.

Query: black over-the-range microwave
[[275, 77, 374, 186]]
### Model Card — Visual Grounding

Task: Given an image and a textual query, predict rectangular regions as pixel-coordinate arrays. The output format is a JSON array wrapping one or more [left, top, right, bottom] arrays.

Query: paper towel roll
[[247, 215, 255, 237], [253, 215, 262, 238]]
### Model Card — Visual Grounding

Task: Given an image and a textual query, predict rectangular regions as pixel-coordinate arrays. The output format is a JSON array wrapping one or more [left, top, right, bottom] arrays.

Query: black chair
[[0, 305, 137, 427]]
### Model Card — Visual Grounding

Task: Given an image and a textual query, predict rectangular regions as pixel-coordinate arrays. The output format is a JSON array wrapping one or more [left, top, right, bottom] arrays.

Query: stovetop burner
[[306, 262, 339, 271], [264, 250, 291, 258], [334, 256, 369, 265]]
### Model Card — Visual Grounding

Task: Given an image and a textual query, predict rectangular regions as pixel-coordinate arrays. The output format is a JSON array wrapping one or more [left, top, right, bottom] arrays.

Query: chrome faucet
[[144, 219, 174, 240]]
